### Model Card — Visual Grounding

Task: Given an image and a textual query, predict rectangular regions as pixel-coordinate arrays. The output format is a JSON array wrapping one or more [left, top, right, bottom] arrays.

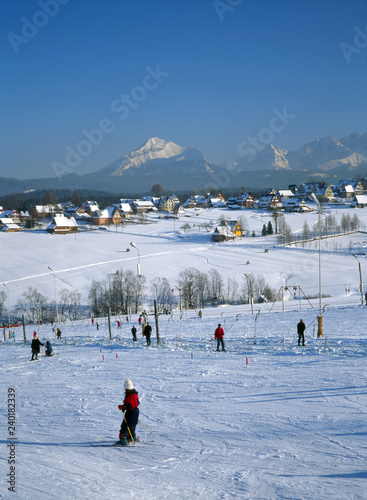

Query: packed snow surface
[[1, 207, 367, 499]]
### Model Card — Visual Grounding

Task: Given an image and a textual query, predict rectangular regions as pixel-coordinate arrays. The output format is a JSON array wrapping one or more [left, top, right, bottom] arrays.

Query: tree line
[[1, 269, 277, 324]]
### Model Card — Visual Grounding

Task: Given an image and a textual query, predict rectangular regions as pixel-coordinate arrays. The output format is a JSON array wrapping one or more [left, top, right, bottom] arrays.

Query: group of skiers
[[30, 332, 53, 360], [130, 321, 152, 346]]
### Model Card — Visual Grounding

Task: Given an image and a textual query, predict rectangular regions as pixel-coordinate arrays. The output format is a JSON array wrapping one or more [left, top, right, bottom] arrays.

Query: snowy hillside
[[1, 305, 366, 499], [1, 206, 367, 499]]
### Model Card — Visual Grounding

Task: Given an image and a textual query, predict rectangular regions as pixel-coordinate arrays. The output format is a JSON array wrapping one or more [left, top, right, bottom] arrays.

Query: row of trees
[[1, 269, 277, 324], [259, 212, 364, 245], [1, 286, 83, 324]]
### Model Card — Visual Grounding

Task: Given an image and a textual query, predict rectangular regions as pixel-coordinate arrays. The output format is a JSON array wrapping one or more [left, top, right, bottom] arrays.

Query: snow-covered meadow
[[1, 206, 367, 499]]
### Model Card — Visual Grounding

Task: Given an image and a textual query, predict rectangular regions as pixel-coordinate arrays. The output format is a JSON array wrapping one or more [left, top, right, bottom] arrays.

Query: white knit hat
[[124, 379, 134, 390]]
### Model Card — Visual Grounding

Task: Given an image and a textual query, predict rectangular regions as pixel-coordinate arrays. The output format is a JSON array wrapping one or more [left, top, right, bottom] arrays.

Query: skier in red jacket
[[214, 323, 226, 352], [116, 379, 139, 445]]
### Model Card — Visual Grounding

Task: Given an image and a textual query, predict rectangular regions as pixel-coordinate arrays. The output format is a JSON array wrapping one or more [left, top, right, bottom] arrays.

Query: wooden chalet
[[47, 215, 78, 234], [92, 207, 123, 226]]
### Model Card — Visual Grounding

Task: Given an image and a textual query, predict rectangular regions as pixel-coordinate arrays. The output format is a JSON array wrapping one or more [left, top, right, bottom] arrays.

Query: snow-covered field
[[1, 207, 367, 499]]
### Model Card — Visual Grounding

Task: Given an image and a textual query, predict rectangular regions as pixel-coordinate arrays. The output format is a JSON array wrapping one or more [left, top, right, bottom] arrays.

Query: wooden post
[[22, 315, 27, 343], [108, 307, 112, 341], [154, 300, 160, 345]]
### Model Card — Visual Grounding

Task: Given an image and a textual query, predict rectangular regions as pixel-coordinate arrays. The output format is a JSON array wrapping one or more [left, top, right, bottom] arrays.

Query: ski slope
[[1, 305, 366, 499], [1, 206, 367, 499]]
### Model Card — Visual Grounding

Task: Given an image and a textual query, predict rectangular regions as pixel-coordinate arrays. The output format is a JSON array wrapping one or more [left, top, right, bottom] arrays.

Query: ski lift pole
[[305, 304, 329, 330], [225, 313, 241, 334]]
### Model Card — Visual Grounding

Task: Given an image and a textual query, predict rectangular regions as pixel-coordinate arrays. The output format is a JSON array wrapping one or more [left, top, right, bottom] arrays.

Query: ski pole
[[139, 418, 154, 436]]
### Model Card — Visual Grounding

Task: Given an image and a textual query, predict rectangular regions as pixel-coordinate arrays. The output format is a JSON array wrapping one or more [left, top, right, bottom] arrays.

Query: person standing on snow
[[214, 323, 226, 352], [116, 379, 140, 445], [297, 319, 306, 346], [131, 325, 137, 342], [31, 335, 44, 360], [143, 322, 152, 346]]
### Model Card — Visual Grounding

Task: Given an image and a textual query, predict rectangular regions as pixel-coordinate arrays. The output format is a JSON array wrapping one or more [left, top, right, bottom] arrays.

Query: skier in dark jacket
[[31, 335, 44, 360], [116, 379, 139, 445], [214, 323, 225, 351], [143, 322, 152, 346], [131, 325, 137, 342], [297, 319, 306, 346], [45, 340, 53, 356]]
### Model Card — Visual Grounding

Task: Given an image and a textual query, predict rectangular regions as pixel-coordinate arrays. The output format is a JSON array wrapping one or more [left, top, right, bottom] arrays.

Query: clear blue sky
[[1, 0, 367, 179]]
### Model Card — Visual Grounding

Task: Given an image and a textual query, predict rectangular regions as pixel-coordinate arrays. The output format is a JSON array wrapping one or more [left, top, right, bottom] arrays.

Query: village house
[[195, 195, 208, 208], [257, 192, 283, 211], [339, 185, 355, 199], [82, 201, 100, 215], [130, 200, 155, 213], [0, 209, 22, 225], [211, 219, 242, 242], [111, 202, 133, 219], [158, 195, 180, 212], [35, 205, 56, 220], [183, 195, 198, 209], [0, 218, 22, 232], [236, 192, 255, 208], [335, 180, 364, 197], [91, 207, 123, 226], [279, 189, 294, 199], [281, 198, 313, 213], [47, 214, 78, 234], [207, 197, 226, 208], [297, 182, 334, 202], [354, 195, 367, 208], [64, 205, 89, 221], [226, 197, 242, 210]]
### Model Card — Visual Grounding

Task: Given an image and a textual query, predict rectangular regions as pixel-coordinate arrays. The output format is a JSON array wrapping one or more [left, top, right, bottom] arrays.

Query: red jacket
[[214, 326, 224, 339], [122, 391, 139, 412]]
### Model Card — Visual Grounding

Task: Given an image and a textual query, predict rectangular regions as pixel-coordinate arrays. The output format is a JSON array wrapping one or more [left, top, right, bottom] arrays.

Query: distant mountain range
[[1, 134, 367, 197]]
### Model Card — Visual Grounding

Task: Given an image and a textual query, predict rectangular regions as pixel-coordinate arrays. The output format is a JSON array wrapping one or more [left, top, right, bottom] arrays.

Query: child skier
[[45, 340, 53, 356], [116, 379, 139, 445]]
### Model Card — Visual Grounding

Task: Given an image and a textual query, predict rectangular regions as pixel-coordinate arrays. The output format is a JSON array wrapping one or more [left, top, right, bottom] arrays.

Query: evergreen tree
[[43, 191, 56, 206], [267, 221, 273, 235], [261, 224, 268, 236], [72, 189, 82, 206], [151, 184, 163, 196]]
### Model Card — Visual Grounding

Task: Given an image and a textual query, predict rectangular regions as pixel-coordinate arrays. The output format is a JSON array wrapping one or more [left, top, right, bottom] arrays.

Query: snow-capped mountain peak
[[109, 137, 185, 175]]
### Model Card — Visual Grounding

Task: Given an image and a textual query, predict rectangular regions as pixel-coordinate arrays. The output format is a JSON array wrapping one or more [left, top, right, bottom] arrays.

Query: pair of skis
[[89, 437, 154, 448]]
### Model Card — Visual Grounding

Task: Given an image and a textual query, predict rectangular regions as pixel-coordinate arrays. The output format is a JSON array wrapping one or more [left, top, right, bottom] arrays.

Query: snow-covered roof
[[131, 200, 154, 208], [119, 203, 133, 213], [279, 190, 294, 197], [355, 195, 367, 204], [0, 222, 22, 231], [47, 215, 78, 228], [212, 225, 236, 239]]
